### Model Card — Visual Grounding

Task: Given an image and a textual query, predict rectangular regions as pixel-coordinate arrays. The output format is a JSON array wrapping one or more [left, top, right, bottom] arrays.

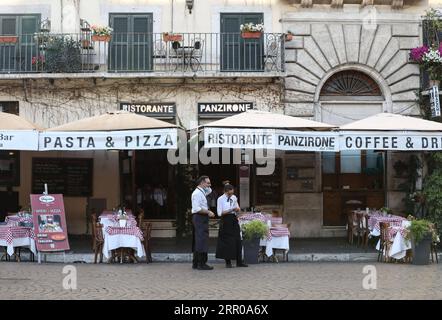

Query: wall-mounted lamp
[[186, 0, 194, 14]]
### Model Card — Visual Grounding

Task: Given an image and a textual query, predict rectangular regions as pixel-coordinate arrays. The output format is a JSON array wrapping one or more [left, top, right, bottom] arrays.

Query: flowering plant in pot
[[91, 25, 113, 41], [241, 220, 268, 264], [240, 22, 264, 39], [406, 219, 436, 265], [410, 44, 442, 85]]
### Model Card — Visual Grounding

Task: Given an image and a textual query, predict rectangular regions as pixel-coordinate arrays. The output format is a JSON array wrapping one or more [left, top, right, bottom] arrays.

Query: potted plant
[[91, 25, 113, 42], [0, 35, 18, 43], [44, 35, 82, 73], [240, 22, 264, 39], [410, 44, 442, 87], [241, 220, 268, 264], [406, 219, 435, 265], [380, 207, 392, 216], [31, 55, 45, 71], [162, 32, 183, 42]]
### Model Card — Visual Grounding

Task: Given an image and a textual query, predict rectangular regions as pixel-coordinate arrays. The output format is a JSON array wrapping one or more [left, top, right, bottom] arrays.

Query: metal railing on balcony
[[0, 32, 285, 75]]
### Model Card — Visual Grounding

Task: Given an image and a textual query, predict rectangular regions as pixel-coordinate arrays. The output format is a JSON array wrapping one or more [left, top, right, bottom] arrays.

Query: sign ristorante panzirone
[[120, 102, 176, 118], [198, 102, 254, 116]]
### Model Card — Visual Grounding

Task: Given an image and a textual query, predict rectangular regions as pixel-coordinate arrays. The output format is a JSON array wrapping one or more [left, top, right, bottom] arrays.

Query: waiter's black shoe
[[225, 260, 233, 268], [237, 263, 248, 267], [198, 264, 214, 270]]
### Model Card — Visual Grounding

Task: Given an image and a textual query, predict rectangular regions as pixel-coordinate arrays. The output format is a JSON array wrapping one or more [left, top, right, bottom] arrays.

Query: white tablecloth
[[260, 236, 290, 258], [0, 237, 37, 256], [102, 232, 145, 259]]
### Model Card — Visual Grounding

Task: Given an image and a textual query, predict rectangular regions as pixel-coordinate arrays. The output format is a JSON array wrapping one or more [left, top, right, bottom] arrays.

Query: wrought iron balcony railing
[[0, 32, 285, 75]]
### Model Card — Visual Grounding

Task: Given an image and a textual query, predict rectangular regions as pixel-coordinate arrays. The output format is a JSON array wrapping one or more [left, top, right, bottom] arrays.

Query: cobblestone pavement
[[0, 261, 441, 300]]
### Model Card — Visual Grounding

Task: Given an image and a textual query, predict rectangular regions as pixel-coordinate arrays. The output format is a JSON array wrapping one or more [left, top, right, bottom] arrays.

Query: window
[[0, 14, 40, 72], [320, 70, 382, 96], [322, 151, 384, 190], [220, 13, 264, 72], [109, 13, 153, 71], [0, 101, 20, 187]]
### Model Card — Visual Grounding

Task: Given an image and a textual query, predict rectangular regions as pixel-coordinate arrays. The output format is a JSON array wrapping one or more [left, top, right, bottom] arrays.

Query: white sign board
[[0, 130, 39, 150], [39, 128, 178, 151], [340, 131, 442, 150], [430, 85, 441, 118], [204, 127, 339, 151]]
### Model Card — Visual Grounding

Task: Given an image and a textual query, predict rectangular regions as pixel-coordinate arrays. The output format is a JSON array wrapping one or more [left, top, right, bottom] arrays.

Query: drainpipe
[[171, 0, 174, 32]]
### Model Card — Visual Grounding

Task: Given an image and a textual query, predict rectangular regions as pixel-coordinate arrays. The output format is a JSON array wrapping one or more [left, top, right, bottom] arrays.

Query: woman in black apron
[[215, 184, 248, 268]]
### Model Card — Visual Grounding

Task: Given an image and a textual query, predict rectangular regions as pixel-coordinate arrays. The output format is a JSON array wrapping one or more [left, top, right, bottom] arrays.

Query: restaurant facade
[[0, 0, 432, 238]]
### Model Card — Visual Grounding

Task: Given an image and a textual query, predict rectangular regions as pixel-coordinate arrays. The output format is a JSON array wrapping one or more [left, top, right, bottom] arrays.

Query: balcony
[[0, 32, 285, 78]]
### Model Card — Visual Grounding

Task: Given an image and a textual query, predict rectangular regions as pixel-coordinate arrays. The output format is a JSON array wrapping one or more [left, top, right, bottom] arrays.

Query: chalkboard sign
[[255, 159, 282, 205], [32, 158, 93, 197]]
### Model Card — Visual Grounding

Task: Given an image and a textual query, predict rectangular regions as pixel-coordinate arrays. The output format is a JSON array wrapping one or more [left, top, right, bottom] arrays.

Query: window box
[[0, 36, 18, 43], [241, 31, 262, 39], [92, 34, 111, 42], [163, 33, 183, 42]]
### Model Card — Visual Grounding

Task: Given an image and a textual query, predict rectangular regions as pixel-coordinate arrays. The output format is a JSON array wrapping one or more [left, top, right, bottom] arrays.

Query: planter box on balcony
[[0, 36, 18, 43], [163, 34, 183, 42], [241, 32, 262, 39], [92, 34, 111, 42]]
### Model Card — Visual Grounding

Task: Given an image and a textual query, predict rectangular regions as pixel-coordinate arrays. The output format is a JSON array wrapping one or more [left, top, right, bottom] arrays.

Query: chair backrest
[[379, 222, 390, 241], [137, 208, 145, 227], [95, 223, 104, 242], [192, 38, 204, 56], [140, 221, 153, 240], [90, 211, 97, 237], [154, 39, 166, 55]]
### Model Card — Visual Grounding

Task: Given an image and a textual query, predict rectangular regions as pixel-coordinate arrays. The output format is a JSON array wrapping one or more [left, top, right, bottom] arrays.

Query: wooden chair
[[271, 222, 291, 262], [94, 222, 104, 264], [137, 208, 145, 227], [355, 213, 370, 248], [431, 223, 439, 264], [139, 221, 153, 263], [378, 222, 392, 262], [90, 210, 97, 251], [347, 211, 358, 245]]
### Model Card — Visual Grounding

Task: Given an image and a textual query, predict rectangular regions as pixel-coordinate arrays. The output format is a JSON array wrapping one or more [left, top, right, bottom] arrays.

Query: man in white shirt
[[191, 175, 215, 270], [215, 183, 248, 268]]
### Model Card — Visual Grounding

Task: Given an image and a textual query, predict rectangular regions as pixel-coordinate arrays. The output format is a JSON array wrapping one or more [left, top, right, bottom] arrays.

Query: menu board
[[30, 194, 70, 252], [32, 158, 93, 197], [255, 159, 282, 205]]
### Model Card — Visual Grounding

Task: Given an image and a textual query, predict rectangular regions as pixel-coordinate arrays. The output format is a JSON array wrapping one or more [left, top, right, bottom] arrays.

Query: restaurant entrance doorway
[[120, 150, 176, 219]]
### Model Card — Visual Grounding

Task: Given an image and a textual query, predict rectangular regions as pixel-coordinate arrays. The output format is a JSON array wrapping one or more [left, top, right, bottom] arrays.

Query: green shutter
[[0, 14, 40, 72], [220, 13, 264, 72], [109, 13, 152, 71]]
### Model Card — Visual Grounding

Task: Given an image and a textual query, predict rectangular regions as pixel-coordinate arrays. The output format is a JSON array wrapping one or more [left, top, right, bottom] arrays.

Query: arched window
[[320, 70, 382, 96]]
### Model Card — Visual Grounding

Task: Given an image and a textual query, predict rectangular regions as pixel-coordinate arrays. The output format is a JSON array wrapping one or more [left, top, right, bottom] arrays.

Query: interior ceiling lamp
[[186, 0, 194, 14]]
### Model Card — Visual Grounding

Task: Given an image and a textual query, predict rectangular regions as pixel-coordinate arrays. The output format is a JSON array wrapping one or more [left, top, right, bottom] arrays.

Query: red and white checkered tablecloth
[[5, 215, 33, 226], [387, 226, 409, 242], [368, 215, 406, 233], [0, 226, 35, 244], [238, 213, 267, 223], [105, 226, 144, 241]]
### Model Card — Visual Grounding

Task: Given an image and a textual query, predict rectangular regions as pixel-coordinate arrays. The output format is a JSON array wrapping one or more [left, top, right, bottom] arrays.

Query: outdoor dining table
[[99, 212, 145, 261], [238, 212, 290, 258], [355, 210, 411, 260], [0, 223, 36, 258]]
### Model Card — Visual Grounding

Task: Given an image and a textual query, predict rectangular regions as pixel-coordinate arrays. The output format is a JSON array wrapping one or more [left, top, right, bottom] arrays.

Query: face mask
[[204, 187, 212, 196]]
